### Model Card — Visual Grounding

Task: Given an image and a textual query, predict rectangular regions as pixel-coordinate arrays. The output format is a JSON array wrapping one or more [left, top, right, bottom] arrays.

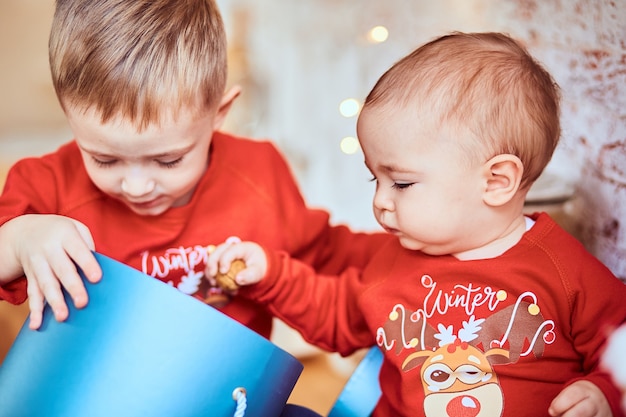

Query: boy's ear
[[482, 154, 524, 207], [212, 85, 241, 130]]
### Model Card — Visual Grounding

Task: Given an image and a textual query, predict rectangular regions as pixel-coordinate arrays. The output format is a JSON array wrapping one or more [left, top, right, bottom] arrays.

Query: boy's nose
[[121, 176, 156, 197]]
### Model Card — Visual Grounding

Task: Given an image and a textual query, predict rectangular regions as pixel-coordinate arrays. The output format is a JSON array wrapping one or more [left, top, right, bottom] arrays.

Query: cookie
[[215, 259, 246, 292]]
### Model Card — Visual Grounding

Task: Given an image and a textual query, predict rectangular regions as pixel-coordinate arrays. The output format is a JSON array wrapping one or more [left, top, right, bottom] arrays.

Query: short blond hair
[[49, 0, 227, 128], [364, 32, 561, 190]]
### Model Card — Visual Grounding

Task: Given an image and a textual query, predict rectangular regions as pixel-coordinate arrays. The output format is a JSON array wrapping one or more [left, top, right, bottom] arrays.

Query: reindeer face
[[423, 383, 503, 417], [420, 341, 499, 394], [403, 339, 508, 417]]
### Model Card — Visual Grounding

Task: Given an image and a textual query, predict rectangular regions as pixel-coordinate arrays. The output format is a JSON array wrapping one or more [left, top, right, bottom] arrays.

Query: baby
[[207, 32, 626, 416]]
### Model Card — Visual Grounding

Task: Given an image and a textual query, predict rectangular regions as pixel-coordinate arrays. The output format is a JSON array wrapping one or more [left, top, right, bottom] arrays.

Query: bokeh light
[[340, 136, 360, 155], [367, 25, 389, 43], [339, 98, 360, 118]]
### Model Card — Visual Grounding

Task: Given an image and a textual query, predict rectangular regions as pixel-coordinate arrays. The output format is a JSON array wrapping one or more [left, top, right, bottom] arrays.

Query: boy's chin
[[123, 199, 171, 216], [127, 206, 169, 216]]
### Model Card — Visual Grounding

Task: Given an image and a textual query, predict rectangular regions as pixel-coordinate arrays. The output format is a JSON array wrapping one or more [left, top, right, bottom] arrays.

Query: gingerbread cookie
[[215, 259, 246, 292]]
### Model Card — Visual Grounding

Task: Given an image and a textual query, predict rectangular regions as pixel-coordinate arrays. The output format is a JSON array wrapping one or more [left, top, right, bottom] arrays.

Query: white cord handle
[[232, 387, 247, 417]]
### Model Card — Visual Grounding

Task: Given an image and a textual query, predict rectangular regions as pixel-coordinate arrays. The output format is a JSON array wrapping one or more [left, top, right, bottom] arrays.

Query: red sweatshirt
[[0, 131, 388, 337], [244, 213, 626, 416]]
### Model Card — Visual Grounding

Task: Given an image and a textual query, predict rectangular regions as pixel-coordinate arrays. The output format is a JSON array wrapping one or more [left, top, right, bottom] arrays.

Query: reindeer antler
[[458, 315, 485, 343], [434, 324, 456, 347]]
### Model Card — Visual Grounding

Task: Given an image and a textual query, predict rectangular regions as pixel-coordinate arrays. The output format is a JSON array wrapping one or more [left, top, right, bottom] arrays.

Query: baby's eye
[[157, 157, 183, 168], [392, 182, 414, 190]]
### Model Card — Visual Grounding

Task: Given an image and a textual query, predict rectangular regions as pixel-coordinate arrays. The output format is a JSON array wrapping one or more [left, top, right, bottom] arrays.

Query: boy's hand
[[205, 241, 267, 288], [548, 380, 612, 417], [2, 214, 102, 330]]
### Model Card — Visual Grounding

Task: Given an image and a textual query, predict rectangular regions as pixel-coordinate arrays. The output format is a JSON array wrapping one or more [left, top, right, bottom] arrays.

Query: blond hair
[[49, 0, 227, 129], [364, 32, 561, 189]]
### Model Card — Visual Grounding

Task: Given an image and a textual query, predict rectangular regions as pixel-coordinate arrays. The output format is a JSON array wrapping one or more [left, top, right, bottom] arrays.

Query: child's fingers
[[40, 280, 69, 323], [26, 283, 45, 330], [68, 247, 102, 284], [43, 245, 92, 309], [233, 266, 262, 286], [25, 270, 70, 329], [71, 219, 96, 251], [548, 381, 607, 417], [207, 242, 244, 275], [217, 246, 245, 274], [206, 243, 231, 276], [53, 260, 90, 309], [26, 258, 70, 324], [64, 221, 102, 284], [214, 259, 245, 292], [27, 311, 43, 331], [207, 241, 266, 287]]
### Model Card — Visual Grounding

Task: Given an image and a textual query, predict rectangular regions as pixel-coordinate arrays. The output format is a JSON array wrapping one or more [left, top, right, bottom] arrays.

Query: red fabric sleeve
[[240, 248, 374, 356], [564, 255, 626, 417], [249, 140, 391, 275], [0, 279, 27, 305]]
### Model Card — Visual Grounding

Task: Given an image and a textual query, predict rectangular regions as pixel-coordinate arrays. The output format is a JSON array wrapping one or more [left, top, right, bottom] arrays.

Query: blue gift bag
[[0, 253, 303, 417], [328, 347, 382, 417]]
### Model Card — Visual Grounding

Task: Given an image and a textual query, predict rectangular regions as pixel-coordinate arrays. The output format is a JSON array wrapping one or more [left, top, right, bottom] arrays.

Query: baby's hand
[[602, 325, 626, 414], [2, 214, 101, 330], [205, 241, 268, 288], [548, 380, 611, 417]]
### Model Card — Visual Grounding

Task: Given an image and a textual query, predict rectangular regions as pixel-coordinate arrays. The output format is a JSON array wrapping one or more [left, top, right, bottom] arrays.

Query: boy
[[0, 0, 388, 337], [207, 32, 626, 416]]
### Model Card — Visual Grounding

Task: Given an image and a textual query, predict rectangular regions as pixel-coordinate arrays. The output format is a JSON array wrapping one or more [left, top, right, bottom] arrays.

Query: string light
[[340, 136, 360, 155], [367, 25, 389, 44], [339, 98, 360, 118], [336, 25, 385, 158]]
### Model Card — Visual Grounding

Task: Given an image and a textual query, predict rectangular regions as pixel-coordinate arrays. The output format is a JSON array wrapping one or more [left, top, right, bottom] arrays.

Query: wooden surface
[[0, 302, 29, 363], [288, 353, 354, 415]]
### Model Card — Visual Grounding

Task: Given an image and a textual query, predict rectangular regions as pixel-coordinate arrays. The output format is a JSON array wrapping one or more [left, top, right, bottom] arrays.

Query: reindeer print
[[402, 318, 508, 417], [377, 276, 556, 417]]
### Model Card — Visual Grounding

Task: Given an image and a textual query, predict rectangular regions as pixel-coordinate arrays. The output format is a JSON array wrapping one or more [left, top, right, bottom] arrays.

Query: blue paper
[[328, 347, 383, 417], [0, 253, 303, 417]]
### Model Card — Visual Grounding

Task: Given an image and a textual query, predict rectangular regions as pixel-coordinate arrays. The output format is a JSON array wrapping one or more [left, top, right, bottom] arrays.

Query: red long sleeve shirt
[[244, 213, 626, 416], [0, 131, 388, 337]]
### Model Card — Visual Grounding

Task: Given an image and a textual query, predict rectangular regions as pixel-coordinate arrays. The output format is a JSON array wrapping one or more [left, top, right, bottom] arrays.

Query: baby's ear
[[482, 154, 523, 207]]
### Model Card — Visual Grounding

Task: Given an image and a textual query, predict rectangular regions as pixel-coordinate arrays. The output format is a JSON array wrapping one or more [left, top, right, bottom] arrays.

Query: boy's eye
[[157, 157, 183, 168], [91, 156, 183, 168], [392, 182, 414, 190], [92, 157, 117, 167]]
